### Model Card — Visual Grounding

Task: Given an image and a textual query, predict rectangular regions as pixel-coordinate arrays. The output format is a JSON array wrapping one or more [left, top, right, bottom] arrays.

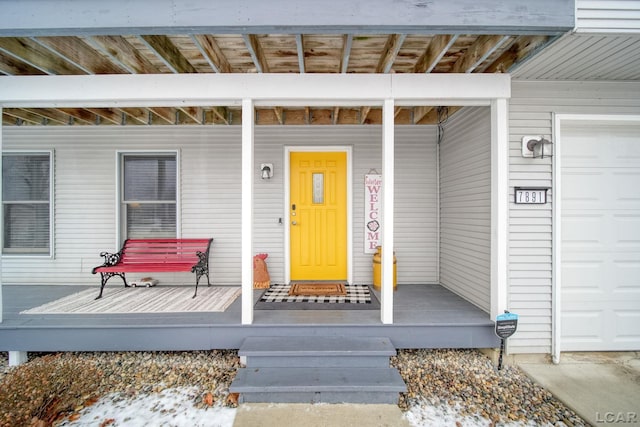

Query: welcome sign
[[364, 174, 382, 253]]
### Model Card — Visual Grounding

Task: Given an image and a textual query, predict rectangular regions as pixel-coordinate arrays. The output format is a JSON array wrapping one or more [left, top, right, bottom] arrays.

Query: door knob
[[291, 221, 297, 225]]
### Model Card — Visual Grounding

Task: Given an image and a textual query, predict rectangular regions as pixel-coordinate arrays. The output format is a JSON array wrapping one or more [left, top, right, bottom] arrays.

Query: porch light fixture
[[522, 135, 553, 158], [261, 163, 273, 179]]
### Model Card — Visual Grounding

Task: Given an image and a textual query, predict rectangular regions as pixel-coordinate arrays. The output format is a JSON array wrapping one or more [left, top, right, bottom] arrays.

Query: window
[[2, 152, 52, 255], [121, 154, 177, 239]]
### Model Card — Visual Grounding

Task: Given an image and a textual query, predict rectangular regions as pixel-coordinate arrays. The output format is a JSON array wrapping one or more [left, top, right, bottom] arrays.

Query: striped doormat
[[255, 283, 380, 310], [20, 286, 241, 314]]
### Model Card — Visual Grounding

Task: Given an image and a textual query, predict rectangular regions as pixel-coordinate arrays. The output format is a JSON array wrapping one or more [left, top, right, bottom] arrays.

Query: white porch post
[[0, 106, 3, 323], [490, 98, 509, 320], [381, 98, 395, 324], [241, 99, 254, 325]]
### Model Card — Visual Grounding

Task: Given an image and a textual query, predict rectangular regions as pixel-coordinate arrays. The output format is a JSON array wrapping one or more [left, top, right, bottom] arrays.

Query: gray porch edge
[[0, 0, 575, 37], [0, 323, 499, 352]]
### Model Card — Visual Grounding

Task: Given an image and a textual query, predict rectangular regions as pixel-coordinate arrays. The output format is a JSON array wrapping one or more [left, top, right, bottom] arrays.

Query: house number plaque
[[514, 187, 548, 204]]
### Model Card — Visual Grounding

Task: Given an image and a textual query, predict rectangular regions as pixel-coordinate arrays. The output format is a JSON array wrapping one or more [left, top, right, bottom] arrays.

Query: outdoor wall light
[[522, 135, 553, 158], [261, 163, 273, 179]]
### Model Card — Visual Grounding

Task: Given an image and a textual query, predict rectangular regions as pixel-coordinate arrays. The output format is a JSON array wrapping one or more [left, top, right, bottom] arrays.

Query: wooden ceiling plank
[[179, 107, 204, 124], [273, 107, 284, 125], [296, 34, 305, 73], [23, 108, 70, 125], [484, 35, 550, 73], [376, 34, 407, 73], [140, 35, 197, 73], [116, 107, 149, 125], [413, 34, 459, 73], [3, 108, 47, 125], [35, 36, 128, 74], [3, 114, 18, 126], [451, 35, 510, 73], [191, 34, 232, 73], [310, 108, 332, 125], [243, 34, 270, 73], [360, 106, 372, 124], [89, 35, 160, 74], [341, 34, 353, 73], [413, 106, 433, 124], [85, 108, 123, 125], [0, 37, 85, 75], [58, 108, 99, 124], [149, 107, 177, 124], [0, 50, 47, 75], [210, 107, 230, 125], [467, 35, 512, 73]]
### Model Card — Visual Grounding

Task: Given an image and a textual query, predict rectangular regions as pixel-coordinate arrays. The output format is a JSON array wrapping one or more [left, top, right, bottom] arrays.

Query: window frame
[[116, 150, 180, 245], [2, 150, 54, 258]]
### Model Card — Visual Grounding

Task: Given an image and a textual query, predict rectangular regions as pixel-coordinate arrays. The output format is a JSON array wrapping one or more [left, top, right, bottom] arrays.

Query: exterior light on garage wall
[[522, 135, 553, 158], [261, 163, 273, 179]]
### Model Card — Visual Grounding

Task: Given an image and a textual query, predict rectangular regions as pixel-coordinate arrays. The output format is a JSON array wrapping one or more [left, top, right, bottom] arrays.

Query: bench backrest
[[120, 238, 212, 264]]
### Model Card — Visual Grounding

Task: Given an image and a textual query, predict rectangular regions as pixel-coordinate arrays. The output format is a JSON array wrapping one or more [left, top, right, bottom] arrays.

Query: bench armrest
[[192, 250, 209, 270], [92, 251, 122, 273]]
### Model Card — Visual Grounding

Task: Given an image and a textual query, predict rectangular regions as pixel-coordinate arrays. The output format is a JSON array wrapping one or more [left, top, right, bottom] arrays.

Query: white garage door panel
[[562, 214, 606, 248], [561, 120, 640, 351], [615, 312, 640, 343], [562, 259, 604, 290], [615, 260, 640, 286]]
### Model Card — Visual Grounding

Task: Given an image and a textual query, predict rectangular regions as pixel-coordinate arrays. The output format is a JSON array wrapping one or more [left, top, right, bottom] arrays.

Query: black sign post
[[495, 311, 518, 370]]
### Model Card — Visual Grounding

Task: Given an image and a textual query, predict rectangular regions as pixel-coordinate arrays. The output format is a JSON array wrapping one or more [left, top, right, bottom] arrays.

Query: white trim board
[[0, 74, 510, 108]]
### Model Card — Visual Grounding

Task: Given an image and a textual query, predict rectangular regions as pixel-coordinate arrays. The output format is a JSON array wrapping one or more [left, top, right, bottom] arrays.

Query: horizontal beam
[[0, 73, 510, 108], [0, 0, 575, 37]]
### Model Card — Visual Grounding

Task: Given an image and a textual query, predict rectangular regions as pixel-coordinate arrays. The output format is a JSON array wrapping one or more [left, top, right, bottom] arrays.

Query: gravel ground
[[0, 353, 10, 381], [0, 349, 586, 426]]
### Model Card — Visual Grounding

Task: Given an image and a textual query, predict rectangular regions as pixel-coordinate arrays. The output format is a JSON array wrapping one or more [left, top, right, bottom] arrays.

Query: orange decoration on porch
[[253, 253, 271, 289]]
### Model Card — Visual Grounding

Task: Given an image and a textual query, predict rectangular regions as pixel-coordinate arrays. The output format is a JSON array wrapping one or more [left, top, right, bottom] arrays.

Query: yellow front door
[[290, 151, 347, 280]]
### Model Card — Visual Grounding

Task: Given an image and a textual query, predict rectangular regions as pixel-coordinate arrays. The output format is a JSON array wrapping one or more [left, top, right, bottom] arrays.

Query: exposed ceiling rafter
[[140, 35, 197, 73], [243, 34, 269, 73], [377, 34, 407, 73]]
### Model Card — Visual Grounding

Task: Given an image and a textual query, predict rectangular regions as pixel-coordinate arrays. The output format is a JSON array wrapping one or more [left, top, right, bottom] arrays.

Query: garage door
[[561, 120, 640, 351]]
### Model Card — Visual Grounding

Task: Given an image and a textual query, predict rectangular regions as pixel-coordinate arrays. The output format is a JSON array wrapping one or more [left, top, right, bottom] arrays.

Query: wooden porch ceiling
[[0, 33, 551, 126]]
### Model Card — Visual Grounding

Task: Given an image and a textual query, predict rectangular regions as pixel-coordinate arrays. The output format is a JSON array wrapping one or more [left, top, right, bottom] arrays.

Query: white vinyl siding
[[1, 125, 438, 287], [439, 107, 492, 312], [511, 34, 640, 81], [576, 0, 640, 33], [508, 80, 640, 354]]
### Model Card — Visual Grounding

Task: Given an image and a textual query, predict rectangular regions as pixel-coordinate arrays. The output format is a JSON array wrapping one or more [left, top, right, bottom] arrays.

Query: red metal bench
[[92, 238, 213, 299]]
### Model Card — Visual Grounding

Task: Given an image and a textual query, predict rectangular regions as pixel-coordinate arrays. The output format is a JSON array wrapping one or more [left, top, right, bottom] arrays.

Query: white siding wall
[[576, 0, 640, 33], [509, 80, 640, 354], [439, 107, 492, 312], [1, 125, 438, 286]]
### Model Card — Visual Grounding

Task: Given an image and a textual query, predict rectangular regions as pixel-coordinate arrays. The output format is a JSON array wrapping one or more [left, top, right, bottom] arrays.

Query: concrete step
[[239, 336, 396, 368], [230, 367, 407, 404]]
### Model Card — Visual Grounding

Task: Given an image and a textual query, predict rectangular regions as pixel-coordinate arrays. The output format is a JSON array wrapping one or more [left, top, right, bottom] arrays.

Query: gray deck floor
[[0, 284, 499, 351]]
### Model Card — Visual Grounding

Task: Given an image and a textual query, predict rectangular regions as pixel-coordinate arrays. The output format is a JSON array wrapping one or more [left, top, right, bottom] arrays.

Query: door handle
[[291, 221, 297, 225]]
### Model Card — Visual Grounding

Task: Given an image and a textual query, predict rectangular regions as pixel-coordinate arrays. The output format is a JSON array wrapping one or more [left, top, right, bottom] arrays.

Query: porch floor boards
[[0, 284, 499, 351]]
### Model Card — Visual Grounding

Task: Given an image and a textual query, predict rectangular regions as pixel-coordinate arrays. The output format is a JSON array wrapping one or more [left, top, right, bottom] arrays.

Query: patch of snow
[[59, 387, 236, 427], [59, 388, 551, 427], [404, 400, 546, 427]]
